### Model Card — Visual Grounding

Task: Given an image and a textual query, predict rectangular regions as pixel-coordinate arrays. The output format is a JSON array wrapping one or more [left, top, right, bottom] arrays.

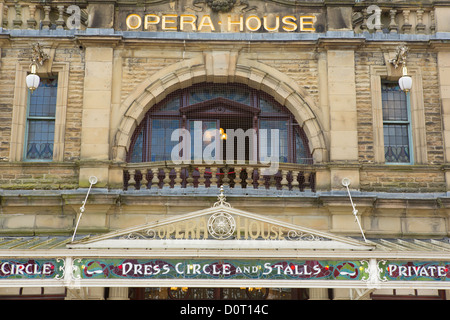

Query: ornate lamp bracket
[[26, 43, 50, 93], [388, 44, 409, 69], [388, 45, 412, 92]]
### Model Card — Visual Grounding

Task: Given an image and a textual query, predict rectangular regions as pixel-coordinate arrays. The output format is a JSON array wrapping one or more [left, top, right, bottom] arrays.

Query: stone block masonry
[[0, 163, 79, 190]]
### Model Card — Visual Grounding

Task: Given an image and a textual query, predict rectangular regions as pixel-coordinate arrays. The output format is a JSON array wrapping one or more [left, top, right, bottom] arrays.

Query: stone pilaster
[[78, 36, 118, 187], [326, 48, 359, 190], [437, 50, 450, 192], [108, 287, 130, 300]]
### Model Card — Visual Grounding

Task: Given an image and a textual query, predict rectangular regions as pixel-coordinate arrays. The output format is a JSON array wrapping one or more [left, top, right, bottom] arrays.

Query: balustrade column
[[151, 168, 160, 189], [27, 5, 37, 29], [186, 167, 194, 188], [198, 167, 206, 187], [42, 5, 51, 29], [141, 169, 149, 190], [128, 169, 136, 190], [256, 168, 265, 189], [56, 6, 65, 29], [174, 167, 183, 187], [402, 10, 412, 33], [416, 9, 426, 34], [389, 10, 398, 34], [291, 171, 299, 191], [210, 167, 218, 188], [245, 167, 253, 188], [234, 167, 242, 188], [163, 168, 171, 188], [223, 169, 230, 187], [430, 10, 436, 33], [280, 170, 289, 190], [2, 4, 8, 28], [12, 2, 22, 29]]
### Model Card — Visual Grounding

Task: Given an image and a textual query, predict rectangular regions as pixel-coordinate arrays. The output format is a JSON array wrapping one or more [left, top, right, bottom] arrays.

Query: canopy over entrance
[[68, 187, 372, 252], [0, 189, 450, 291]]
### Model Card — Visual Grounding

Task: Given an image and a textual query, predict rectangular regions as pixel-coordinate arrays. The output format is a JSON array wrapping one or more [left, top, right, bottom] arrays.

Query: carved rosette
[[207, 212, 236, 239]]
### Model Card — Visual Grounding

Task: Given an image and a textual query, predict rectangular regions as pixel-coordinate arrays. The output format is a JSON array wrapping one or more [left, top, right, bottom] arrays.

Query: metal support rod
[[342, 178, 367, 243], [71, 176, 98, 242]]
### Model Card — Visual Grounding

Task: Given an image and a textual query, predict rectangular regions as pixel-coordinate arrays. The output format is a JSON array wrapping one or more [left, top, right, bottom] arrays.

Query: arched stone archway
[[113, 52, 327, 163]]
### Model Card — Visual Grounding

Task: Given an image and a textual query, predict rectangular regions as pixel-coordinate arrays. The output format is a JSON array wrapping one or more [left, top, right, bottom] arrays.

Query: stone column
[[87, 287, 105, 300], [65, 287, 105, 300], [332, 288, 351, 300], [309, 288, 329, 300], [108, 287, 130, 300]]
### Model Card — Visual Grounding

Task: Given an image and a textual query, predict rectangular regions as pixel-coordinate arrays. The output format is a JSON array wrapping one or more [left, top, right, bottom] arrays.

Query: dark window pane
[[383, 124, 410, 163], [130, 130, 144, 163], [295, 130, 310, 164], [26, 120, 55, 160], [189, 86, 251, 105], [381, 83, 408, 121], [26, 78, 57, 160], [259, 97, 282, 113], [259, 120, 288, 163], [29, 78, 58, 117], [150, 119, 179, 162], [153, 96, 181, 112]]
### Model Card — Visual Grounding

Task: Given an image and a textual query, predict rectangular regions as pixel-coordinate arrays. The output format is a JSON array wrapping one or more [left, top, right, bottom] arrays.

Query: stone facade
[[1, 0, 450, 300]]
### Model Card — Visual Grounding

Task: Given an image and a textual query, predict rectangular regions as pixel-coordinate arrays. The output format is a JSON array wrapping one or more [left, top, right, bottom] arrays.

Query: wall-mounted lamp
[[389, 45, 412, 93], [398, 64, 412, 93], [25, 43, 49, 93]]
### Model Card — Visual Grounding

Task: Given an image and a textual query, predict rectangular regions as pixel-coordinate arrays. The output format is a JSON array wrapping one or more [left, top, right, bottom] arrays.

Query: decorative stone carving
[[206, 0, 236, 12]]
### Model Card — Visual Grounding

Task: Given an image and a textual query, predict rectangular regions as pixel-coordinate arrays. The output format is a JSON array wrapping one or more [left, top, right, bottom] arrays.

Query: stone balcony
[[353, 4, 436, 35], [123, 162, 316, 193], [1, 1, 88, 30]]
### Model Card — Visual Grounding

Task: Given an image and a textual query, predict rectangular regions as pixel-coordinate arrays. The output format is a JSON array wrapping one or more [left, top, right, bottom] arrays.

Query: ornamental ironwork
[[207, 211, 236, 239]]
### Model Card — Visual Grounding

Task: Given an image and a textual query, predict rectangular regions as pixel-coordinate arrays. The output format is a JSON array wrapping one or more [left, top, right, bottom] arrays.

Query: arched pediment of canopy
[[113, 53, 327, 163]]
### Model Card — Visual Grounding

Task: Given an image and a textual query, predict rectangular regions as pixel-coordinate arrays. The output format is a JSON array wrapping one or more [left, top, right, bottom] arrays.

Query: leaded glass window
[[381, 82, 412, 164], [25, 77, 58, 161], [150, 119, 180, 162], [189, 85, 251, 105], [259, 120, 288, 163], [127, 83, 312, 164], [129, 129, 144, 163]]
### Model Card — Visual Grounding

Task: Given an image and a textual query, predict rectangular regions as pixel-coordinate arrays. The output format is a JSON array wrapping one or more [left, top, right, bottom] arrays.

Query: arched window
[[127, 83, 312, 164]]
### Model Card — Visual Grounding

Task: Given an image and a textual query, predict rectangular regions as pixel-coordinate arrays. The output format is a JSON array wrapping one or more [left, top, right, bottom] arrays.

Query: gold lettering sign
[[126, 215, 323, 241], [125, 13, 317, 33]]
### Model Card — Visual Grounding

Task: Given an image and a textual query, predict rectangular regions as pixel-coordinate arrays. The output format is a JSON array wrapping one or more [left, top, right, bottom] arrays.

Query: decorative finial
[[213, 185, 231, 207]]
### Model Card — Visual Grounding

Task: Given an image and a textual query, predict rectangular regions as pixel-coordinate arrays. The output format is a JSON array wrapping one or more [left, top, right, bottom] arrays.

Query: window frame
[[381, 81, 414, 165], [23, 78, 58, 162], [127, 83, 312, 164], [370, 65, 427, 165], [10, 61, 69, 162]]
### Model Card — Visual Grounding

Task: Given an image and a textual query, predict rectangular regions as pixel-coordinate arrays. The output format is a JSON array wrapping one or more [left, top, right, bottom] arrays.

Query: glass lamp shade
[[398, 75, 412, 92], [26, 73, 40, 93]]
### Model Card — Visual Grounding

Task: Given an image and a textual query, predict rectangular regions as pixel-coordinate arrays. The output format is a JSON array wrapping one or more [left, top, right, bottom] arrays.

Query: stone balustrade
[[1, 2, 86, 30], [353, 5, 436, 35], [123, 162, 316, 192]]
